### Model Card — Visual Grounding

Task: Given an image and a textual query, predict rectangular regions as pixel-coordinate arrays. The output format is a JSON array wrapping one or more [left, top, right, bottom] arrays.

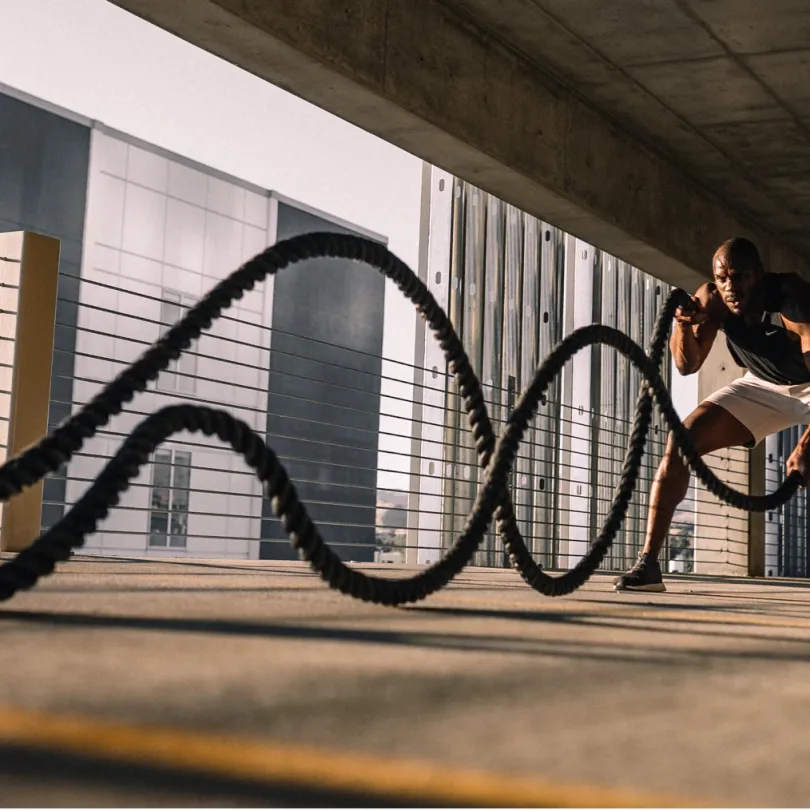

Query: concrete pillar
[[412, 166, 453, 566], [693, 337, 764, 576], [557, 237, 595, 569], [0, 231, 60, 553], [748, 441, 766, 578], [405, 162, 433, 565]]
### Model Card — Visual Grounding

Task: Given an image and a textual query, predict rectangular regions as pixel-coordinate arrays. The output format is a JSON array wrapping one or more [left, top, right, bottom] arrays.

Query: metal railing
[[1, 186, 805, 578], [0, 266, 762, 576]]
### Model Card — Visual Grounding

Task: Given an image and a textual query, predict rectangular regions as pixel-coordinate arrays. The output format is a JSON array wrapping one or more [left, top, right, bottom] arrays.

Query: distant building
[[0, 86, 386, 561]]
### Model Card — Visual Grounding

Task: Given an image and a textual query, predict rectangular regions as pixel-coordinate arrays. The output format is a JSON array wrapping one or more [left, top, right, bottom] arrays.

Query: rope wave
[[0, 233, 800, 605]]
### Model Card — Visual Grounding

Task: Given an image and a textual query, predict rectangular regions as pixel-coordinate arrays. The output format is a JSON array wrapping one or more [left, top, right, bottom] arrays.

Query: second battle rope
[[0, 233, 801, 605]]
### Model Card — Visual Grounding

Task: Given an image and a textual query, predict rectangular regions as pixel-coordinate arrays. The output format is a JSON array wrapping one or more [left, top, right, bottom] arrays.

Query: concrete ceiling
[[108, 0, 810, 288], [445, 0, 810, 259]]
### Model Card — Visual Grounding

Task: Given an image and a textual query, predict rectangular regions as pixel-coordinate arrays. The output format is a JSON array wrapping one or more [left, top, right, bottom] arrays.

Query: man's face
[[713, 260, 762, 315]]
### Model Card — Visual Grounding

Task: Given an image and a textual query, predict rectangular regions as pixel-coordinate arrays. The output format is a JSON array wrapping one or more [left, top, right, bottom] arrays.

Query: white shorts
[[704, 372, 810, 447]]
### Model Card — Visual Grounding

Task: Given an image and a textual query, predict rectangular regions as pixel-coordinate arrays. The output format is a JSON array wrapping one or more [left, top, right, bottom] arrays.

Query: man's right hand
[[675, 296, 707, 326], [670, 283, 720, 375]]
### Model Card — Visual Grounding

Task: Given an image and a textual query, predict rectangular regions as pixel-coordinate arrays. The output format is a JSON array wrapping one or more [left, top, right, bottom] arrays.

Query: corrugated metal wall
[[766, 428, 809, 577], [417, 172, 674, 571], [591, 258, 672, 570]]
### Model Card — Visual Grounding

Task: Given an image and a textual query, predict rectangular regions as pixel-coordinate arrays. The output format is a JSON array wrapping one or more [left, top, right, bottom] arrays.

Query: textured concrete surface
[[2, 557, 810, 806], [109, 0, 810, 288]]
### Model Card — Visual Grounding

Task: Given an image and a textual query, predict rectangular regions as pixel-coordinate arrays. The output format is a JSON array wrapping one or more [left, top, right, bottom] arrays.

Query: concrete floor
[[2, 556, 810, 806]]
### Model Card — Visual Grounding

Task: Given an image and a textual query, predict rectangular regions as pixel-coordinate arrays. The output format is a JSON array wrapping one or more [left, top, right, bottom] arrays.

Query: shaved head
[[711, 237, 765, 316], [713, 237, 764, 275]]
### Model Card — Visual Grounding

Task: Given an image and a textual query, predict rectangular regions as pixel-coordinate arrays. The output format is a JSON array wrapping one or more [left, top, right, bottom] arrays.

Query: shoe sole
[[614, 583, 666, 593]]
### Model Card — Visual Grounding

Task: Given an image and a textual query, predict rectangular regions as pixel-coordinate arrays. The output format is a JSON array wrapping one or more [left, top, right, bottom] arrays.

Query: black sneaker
[[613, 552, 666, 592]]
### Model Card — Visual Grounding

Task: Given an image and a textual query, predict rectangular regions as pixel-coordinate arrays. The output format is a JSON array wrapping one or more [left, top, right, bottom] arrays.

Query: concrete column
[[0, 232, 60, 553], [413, 166, 453, 565], [694, 337, 764, 576], [405, 162, 433, 565], [747, 442, 766, 578], [763, 434, 782, 577], [557, 236, 594, 569]]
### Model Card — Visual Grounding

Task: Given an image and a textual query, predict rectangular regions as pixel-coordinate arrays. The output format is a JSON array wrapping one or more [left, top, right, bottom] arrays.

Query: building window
[[149, 449, 192, 548], [158, 290, 198, 394]]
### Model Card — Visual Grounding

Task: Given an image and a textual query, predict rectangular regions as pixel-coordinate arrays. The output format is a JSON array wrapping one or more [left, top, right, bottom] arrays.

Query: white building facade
[[68, 126, 278, 558]]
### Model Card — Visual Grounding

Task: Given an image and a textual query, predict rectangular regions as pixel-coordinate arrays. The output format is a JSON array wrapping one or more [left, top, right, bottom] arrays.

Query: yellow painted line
[[0, 706, 705, 808]]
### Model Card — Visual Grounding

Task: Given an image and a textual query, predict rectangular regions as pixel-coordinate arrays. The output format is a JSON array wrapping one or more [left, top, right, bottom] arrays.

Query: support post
[[0, 231, 60, 553], [747, 442, 766, 578], [405, 162, 432, 565], [694, 338, 752, 576]]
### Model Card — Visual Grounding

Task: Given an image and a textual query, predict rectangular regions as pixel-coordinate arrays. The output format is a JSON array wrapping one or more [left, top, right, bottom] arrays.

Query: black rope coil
[[0, 232, 801, 606]]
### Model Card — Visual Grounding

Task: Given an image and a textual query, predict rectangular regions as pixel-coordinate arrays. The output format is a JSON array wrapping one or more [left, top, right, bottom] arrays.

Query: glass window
[[157, 290, 198, 394], [149, 449, 191, 548]]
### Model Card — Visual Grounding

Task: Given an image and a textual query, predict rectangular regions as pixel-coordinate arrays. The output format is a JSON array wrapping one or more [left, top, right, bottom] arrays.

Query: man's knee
[[657, 401, 740, 486], [681, 400, 755, 454]]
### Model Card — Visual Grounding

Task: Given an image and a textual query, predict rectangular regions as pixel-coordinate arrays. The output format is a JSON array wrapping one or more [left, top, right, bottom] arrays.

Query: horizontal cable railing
[[50, 274, 686, 427], [0, 271, 788, 575]]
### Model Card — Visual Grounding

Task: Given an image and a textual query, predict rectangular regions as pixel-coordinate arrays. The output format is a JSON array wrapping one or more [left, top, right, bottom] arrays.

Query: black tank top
[[723, 274, 810, 385]]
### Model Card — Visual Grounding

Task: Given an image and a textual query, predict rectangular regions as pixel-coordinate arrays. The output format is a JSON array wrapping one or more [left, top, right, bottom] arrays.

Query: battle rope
[[0, 232, 801, 606]]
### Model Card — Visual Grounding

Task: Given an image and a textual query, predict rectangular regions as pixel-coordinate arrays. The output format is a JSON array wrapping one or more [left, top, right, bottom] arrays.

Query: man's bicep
[[697, 282, 727, 325]]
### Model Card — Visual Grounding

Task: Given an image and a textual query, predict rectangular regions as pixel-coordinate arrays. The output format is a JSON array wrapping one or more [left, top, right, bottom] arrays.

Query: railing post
[[748, 442, 766, 577], [694, 338, 749, 576]]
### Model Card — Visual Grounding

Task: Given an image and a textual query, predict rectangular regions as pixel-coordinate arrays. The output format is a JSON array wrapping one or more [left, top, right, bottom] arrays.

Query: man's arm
[[779, 274, 810, 485], [785, 307, 810, 485], [787, 424, 810, 486], [780, 273, 810, 373], [670, 283, 722, 375]]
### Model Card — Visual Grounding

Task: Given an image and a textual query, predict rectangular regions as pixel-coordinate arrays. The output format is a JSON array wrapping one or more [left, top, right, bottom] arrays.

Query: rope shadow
[[580, 595, 810, 620], [406, 604, 810, 646], [4, 608, 810, 666], [650, 572, 810, 589]]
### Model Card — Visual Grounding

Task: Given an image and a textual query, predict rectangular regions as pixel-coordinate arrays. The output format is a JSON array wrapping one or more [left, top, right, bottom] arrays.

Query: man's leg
[[614, 400, 755, 592]]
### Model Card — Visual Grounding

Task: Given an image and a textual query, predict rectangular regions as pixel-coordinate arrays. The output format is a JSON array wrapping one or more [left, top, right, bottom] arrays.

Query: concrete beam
[[110, 0, 809, 290]]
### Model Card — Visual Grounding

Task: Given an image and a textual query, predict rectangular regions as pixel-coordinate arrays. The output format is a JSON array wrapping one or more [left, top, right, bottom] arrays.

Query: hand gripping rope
[[0, 233, 801, 606]]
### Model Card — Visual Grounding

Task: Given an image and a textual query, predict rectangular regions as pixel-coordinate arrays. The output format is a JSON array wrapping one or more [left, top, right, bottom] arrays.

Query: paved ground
[[2, 556, 810, 806]]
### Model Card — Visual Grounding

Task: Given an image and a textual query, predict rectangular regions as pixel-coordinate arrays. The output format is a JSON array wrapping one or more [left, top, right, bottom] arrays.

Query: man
[[614, 236, 810, 592]]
